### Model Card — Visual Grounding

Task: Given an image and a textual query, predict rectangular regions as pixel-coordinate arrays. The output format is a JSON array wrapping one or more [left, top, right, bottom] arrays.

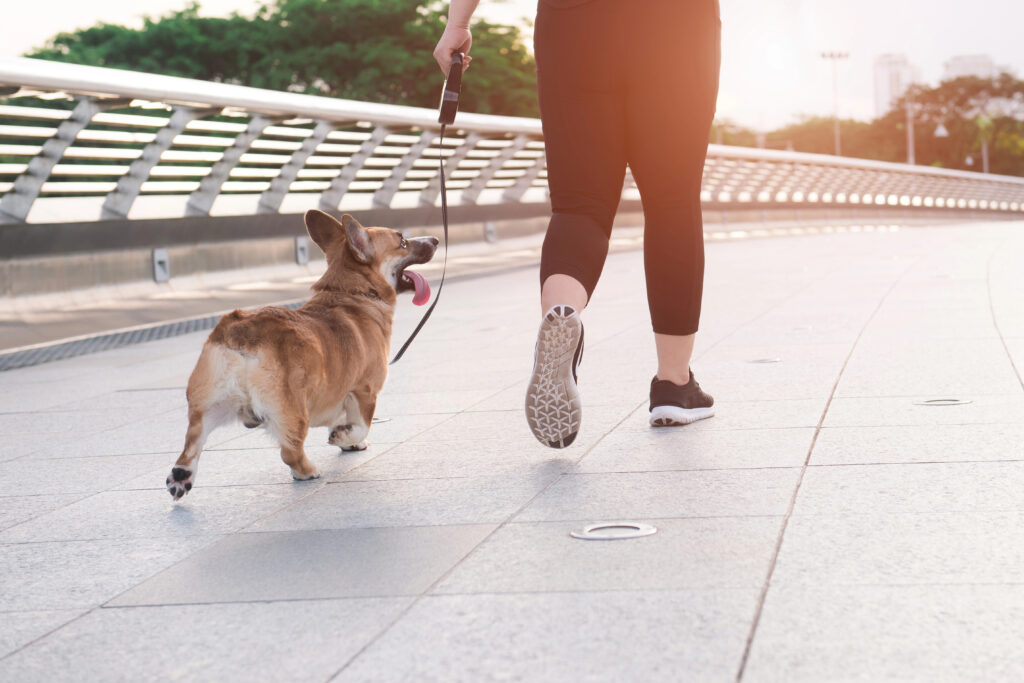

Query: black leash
[[390, 52, 464, 365]]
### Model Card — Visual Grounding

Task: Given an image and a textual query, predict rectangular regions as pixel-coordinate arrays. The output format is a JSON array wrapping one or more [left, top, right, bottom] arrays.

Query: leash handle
[[439, 52, 464, 125]]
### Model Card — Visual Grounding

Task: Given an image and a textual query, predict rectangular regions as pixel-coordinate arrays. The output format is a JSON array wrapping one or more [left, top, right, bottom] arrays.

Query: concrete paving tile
[[333, 590, 758, 683], [836, 338, 1022, 397], [250, 475, 556, 531], [0, 434, 59, 463], [811, 423, 1024, 465], [772, 511, 1024, 586], [410, 404, 639, 443], [0, 453, 174, 497], [47, 387, 187, 414], [516, 468, 800, 522], [693, 370, 839, 402], [0, 386, 93, 415], [795, 461, 1024, 516], [0, 484, 315, 543], [0, 609, 87, 660], [575, 427, 814, 473], [344, 437, 571, 481], [743, 585, 1024, 682], [436, 517, 780, 594], [0, 535, 221, 611], [823, 394, 1024, 427], [0, 598, 413, 683], [0, 494, 87, 532], [615, 398, 824, 433], [32, 407, 189, 459], [1005, 337, 1024, 378], [375, 388, 496, 416], [0, 408, 154, 437], [110, 525, 496, 606], [116, 444, 383, 490]]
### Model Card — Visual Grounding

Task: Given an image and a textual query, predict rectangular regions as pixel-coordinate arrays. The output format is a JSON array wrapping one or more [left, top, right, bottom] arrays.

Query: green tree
[[27, 0, 538, 117]]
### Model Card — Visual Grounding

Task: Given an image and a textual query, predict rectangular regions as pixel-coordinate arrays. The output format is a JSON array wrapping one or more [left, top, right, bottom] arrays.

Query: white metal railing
[[1, 56, 1023, 226]]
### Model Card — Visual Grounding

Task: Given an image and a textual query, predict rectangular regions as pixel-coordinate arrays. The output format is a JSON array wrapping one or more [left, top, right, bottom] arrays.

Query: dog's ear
[[341, 214, 375, 264], [304, 209, 342, 251]]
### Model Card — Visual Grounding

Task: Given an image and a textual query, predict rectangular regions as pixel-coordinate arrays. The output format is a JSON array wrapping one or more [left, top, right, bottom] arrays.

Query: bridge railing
[[1, 56, 1023, 229]]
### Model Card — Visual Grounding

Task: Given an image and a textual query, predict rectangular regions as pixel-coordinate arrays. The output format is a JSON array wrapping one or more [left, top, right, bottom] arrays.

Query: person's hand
[[433, 24, 473, 75]]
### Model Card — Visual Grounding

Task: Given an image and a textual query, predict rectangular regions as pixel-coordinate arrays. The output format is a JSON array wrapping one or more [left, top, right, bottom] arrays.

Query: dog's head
[[304, 210, 439, 304]]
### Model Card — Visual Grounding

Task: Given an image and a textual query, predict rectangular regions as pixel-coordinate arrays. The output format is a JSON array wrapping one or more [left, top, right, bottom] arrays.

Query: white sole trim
[[649, 405, 715, 427]]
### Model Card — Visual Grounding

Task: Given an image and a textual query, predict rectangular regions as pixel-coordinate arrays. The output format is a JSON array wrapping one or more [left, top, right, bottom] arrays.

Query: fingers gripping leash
[[390, 52, 464, 365]]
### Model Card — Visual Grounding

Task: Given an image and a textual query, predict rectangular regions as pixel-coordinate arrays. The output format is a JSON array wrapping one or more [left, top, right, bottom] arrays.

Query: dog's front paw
[[341, 440, 369, 452], [166, 466, 194, 501], [291, 467, 321, 481]]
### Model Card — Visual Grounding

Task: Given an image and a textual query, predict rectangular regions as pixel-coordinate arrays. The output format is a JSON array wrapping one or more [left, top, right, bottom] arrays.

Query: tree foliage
[[27, 0, 539, 117], [713, 75, 1024, 177]]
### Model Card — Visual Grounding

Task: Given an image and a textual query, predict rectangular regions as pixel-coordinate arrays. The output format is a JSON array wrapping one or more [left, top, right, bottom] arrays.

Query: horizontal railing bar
[[0, 57, 543, 135]]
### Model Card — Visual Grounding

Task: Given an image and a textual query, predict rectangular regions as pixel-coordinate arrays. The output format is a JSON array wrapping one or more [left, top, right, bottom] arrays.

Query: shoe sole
[[649, 405, 715, 427], [525, 305, 582, 448]]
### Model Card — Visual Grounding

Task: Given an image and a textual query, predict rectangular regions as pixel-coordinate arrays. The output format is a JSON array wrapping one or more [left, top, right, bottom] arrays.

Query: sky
[[3, 0, 1023, 130]]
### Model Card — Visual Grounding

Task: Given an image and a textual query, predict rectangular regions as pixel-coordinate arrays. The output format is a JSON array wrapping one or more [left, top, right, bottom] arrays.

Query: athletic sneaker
[[525, 304, 584, 448], [649, 369, 715, 426]]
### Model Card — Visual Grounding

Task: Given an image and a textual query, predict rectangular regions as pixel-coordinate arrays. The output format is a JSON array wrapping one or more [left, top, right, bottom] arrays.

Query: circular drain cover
[[750, 358, 782, 364], [914, 399, 973, 406], [570, 522, 658, 541], [371, 416, 392, 424]]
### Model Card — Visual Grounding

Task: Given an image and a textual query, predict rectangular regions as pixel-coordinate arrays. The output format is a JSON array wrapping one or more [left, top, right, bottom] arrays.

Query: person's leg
[[625, 0, 721, 422], [526, 0, 628, 447], [534, 0, 628, 312]]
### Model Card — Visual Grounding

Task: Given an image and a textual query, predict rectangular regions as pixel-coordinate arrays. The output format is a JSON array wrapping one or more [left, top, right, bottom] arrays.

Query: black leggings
[[534, 0, 721, 335]]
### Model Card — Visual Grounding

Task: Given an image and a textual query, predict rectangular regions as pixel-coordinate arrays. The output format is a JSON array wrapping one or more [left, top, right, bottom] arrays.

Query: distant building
[[943, 54, 1015, 80], [873, 54, 919, 118]]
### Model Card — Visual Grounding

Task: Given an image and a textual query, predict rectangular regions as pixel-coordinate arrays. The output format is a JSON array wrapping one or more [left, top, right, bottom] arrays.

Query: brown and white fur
[[166, 210, 438, 500]]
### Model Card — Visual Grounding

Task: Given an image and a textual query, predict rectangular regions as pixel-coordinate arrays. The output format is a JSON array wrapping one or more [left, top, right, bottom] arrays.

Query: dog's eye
[[399, 237, 408, 249]]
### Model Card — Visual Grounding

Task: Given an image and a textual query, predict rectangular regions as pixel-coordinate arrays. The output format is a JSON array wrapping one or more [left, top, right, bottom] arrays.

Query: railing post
[[318, 125, 390, 212], [461, 134, 530, 205], [502, 145, 546, 203], [186, 114, 280, 217], [101, 105, 211, 220], [373, 129, 435, 209], [257, 119, 334, 214], [419, 132, 480, 207], [0, 96, 124, 224]]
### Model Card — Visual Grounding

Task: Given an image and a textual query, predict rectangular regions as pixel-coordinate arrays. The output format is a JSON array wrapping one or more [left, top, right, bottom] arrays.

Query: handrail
[[1, 56, 1022, 228]]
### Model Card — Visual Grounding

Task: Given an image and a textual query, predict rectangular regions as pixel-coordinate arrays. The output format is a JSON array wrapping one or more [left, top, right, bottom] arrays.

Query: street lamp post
[[906, 100, 917, 165], [821, 51, 849, 156]]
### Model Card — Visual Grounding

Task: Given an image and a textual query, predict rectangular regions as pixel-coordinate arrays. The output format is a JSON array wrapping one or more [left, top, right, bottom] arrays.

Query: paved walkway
[[1, 219, 1023, 682]]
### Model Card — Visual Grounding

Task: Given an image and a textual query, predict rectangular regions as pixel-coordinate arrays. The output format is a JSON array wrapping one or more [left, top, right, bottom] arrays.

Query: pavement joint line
[[323, 399, 648, 681], [733, 239, 933, 682], [808, 458, 1024, 467], [986, 237, 1024, 395]]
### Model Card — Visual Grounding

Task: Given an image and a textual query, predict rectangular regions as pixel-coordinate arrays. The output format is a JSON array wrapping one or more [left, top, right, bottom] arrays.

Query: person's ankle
[[655, 369, 691, 386]]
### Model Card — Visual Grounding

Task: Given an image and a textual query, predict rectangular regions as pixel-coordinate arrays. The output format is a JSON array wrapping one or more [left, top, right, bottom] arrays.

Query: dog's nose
[[428, 236, 440, 246]]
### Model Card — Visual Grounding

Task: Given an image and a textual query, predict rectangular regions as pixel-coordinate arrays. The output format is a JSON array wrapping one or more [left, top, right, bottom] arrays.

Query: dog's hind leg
[[166, 345, 235, 500], [268, 390, 320, 481], [329, 391, 373, 451]]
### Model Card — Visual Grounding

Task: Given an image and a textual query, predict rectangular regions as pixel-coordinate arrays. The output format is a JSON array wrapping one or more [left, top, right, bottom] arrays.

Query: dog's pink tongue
[[407, 270, 430, 306]]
